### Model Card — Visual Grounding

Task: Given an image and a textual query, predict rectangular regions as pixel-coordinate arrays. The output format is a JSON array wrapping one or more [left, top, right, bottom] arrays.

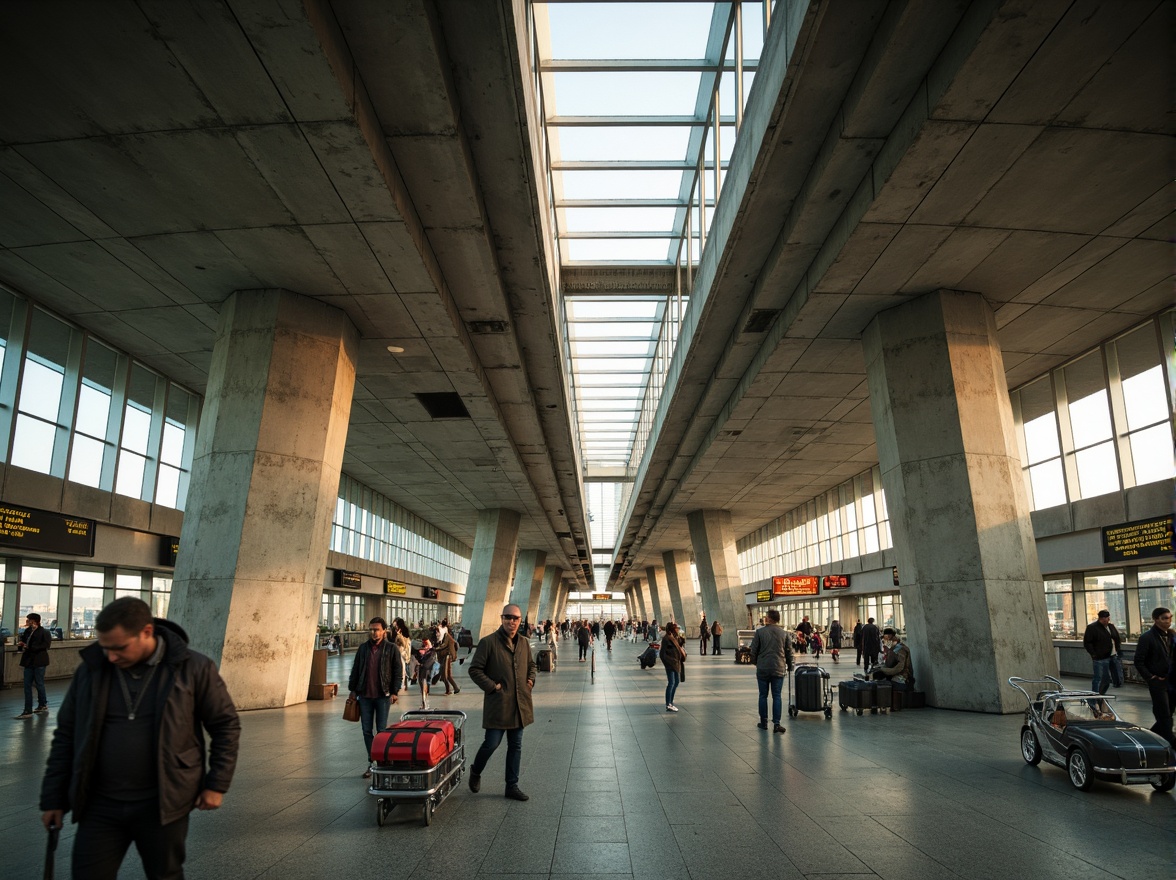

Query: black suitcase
[[734, 646, 753, 665], [793, 666, 827, 713], [537, 649, 554, 672], [638, 645, 657, 669], [839, 679, 873, 713]]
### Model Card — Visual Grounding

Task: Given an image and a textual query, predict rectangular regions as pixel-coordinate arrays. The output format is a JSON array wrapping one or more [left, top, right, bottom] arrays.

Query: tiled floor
[[2, 640, 1173, 879]]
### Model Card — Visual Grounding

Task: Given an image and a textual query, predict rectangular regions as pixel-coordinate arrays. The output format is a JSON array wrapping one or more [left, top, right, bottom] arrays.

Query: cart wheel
[[376, 798, 393, 827], [1151, 773, 1175, 793], [856, 709, 863, 716], [422, 798, 435, 826], [1067, 748, 1095, 791], [1020, 727, 1042, 765], [824, 708, 832, 719]]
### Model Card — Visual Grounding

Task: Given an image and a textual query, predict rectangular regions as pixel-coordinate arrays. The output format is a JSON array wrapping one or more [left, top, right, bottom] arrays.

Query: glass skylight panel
[[566, 299, 664, 320], [570, 340, 658, 358], [551, 72, 702, 116], [556, 127, 693, 162], [560, 171, 684, 200], [563, 207, 678, 233], [546, 3, 716, 59], [571, 321, 659, 338], [575, 372, 647, 386], [568, 239, 676, 262]]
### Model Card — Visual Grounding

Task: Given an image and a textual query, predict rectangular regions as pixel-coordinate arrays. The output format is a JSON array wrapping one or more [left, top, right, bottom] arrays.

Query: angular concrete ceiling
[[0, 0, 592, 584], [614, 0, 1172, 582]]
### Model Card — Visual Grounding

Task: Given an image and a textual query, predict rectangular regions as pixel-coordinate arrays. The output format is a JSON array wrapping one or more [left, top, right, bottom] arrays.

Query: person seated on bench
[[871, 628, 914, 689]]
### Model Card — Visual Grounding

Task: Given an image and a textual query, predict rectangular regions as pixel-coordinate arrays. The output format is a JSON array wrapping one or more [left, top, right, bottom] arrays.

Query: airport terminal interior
[[0, 0, 1173, 877]]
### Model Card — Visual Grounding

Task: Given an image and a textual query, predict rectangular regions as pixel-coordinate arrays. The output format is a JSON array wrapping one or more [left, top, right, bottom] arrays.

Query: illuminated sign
[[592, 593, 612, 601], [334, 570, 362, 589], [1102, 515, 1173, 563], [772, 576, 819, 596], [161, 537, 180, 566], [756, 590, 772, 603], [823, 575, 850, 590], [384, 580, 407, 595], [0, 505, 95, 556]]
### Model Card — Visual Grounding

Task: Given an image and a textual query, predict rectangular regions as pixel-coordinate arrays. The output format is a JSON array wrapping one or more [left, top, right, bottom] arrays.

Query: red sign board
[[772, 576, 819, 596], [823, 575, 850, 590]]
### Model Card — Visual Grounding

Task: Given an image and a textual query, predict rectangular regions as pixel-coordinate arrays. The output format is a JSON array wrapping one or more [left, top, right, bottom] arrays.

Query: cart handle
[[1007, 675, 1062, 703]]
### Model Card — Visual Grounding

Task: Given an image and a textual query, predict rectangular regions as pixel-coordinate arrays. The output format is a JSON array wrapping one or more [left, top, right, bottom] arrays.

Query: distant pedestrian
[[660, 622, 686, 712], [860, 618, 881, 671], [1082, 610, 1122, 695], [577, 621, 592, 661], [413, 639, 437, 710], [828, 620, 843, 664], [699, 614, 710, 656], [14, 613, 51, 719], [853, 620, 863, 666], [711, 620, 723, 655], [603, 619, 616, 651]]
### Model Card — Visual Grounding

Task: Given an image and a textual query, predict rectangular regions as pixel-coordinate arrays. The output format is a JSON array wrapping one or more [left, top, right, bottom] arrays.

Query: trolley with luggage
[[368, 709, 466, 827], [838, 674, 892, 716], [734, 629, 756, 665], [788, 661, 833, 719]]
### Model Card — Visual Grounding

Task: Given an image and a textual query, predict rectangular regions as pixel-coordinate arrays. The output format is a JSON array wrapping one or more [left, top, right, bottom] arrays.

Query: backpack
[[713, 623, 723, 636]]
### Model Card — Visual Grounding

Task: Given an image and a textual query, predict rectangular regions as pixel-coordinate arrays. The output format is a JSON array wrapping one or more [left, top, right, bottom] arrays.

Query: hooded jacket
[[40, 618, 240, 825]]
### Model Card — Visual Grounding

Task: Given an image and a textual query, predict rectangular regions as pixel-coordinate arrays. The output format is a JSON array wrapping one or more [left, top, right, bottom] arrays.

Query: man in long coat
[[467, 603, 537, 800]]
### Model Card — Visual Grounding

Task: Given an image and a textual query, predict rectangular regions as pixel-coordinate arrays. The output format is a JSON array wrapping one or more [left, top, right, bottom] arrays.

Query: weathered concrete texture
[[512, 549, 546, 624], [171, 289, 358, 710], [662, 550, 695, 626], [461, 508, 521, 641], [684, 515, 747, 632], [644, 565, 674, 625], [535, 564, 561, 624], [863, 290, 1056, 713]]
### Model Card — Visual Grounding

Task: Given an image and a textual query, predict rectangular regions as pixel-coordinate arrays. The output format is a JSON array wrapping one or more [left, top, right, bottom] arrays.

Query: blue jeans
[[358, 695, 391, 759], [1091, 657, 1111, 695], [757, 675, 784, 725], [665, 668, 680, 706], [23, 666, 47, 712], [472, 727, 524, 787]]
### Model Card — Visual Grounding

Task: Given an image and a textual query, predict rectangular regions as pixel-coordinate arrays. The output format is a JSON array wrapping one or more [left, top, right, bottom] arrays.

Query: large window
[[19, 562, 60, 631], [0, 288, 200, 509], [1081, 572, 1126, 633], [1112, 324, 1172, 487], [1137, 564, 1175, 637], [1064, 352, 1119, 500], [1043, 577, 1075, 639], [70, 567, 105, 639]]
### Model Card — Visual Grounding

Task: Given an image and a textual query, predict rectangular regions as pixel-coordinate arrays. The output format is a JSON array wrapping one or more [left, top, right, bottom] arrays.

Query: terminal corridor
[[3, 647, 1171, 880]]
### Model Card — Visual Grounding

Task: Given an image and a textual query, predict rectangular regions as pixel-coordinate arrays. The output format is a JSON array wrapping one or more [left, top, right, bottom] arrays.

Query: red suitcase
[[370, 720, 455, 766]]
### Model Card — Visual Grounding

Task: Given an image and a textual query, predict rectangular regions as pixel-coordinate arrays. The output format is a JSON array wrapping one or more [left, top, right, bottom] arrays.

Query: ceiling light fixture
[[386, 345, 405, 354]]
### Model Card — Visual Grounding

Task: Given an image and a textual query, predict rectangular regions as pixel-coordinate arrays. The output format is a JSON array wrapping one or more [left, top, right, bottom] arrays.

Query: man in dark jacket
[[40, 597, 239, 879], [467, 603, 536, 801], [860, 618, 882, 671], [748, 609, 793, 733], [603, 619, 616, 651], [348, 616, 405, 775], [1082, 609, 1123, 695], [1133, 606, 1174, 748], [853, 620, 863, 666], [15, 612, 52, 718]]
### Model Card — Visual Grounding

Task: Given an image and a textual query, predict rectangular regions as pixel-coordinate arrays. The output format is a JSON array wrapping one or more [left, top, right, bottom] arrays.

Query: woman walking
[[660, 622, 686, 712], [698, 614, 710, 656]]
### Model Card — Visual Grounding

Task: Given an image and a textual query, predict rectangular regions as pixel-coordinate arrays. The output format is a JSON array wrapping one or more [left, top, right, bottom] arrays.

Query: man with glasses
[[467, 604, 537, 801], [348, 617, 404, 778]]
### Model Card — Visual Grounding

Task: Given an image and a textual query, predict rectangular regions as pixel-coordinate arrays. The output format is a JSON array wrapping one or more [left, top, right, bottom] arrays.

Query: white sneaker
[[666, 704, 678, 712]]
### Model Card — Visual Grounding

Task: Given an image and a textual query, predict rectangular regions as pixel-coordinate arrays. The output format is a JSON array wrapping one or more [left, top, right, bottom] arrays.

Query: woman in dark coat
[[577, 621, 592, 661], [698, 615, 709, 656], [829, 620, 843, 663], [660, 622, 685, 712]]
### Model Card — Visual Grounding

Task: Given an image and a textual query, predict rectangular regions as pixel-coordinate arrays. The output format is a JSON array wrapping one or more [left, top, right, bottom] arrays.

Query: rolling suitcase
[[793, 666, 827, 713], [839, 679, 873, 714], [538, 648, 554, 672], [734, 646, 753, 665]]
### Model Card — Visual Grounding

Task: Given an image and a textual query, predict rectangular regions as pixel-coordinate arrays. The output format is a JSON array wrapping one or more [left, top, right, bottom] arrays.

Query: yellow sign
[[756, 590, 772, 603], [384, 580, 407, 595], [1102, 516, 1173, 562], [592, 593, 612, 601]]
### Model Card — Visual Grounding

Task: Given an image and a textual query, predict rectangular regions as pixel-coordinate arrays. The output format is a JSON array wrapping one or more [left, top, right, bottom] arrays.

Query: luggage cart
[[788, 661, 833, 719], [734, 629, 757, 664], [369, 709, 467, 827]]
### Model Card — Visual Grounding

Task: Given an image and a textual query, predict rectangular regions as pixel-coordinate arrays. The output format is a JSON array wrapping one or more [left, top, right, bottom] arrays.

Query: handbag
[[342, 694, 361, 722]]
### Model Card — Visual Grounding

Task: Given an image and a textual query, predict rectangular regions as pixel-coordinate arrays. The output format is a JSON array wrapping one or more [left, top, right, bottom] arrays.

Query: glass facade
[[330, 475, 471, 587], [0, 288, 199, 509]]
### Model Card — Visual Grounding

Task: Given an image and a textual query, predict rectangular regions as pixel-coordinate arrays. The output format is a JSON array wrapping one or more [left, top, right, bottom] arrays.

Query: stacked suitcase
[[369, 710, 466, 826], [789, 664, 833, 718], [838, 678, 892, 715]]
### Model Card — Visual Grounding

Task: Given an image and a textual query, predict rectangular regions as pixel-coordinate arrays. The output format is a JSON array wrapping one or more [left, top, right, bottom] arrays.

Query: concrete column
[[513, 550, 547, 624], [461, 509, 521, 641], [555, 579, 570, 620], [686, 514, 747, 631], [864, 290, 1056, 713], [170, 290, 358, 709], [536, 565, 562, 623], [661, 550, 694, 625], [644, 564, 675, 625]]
